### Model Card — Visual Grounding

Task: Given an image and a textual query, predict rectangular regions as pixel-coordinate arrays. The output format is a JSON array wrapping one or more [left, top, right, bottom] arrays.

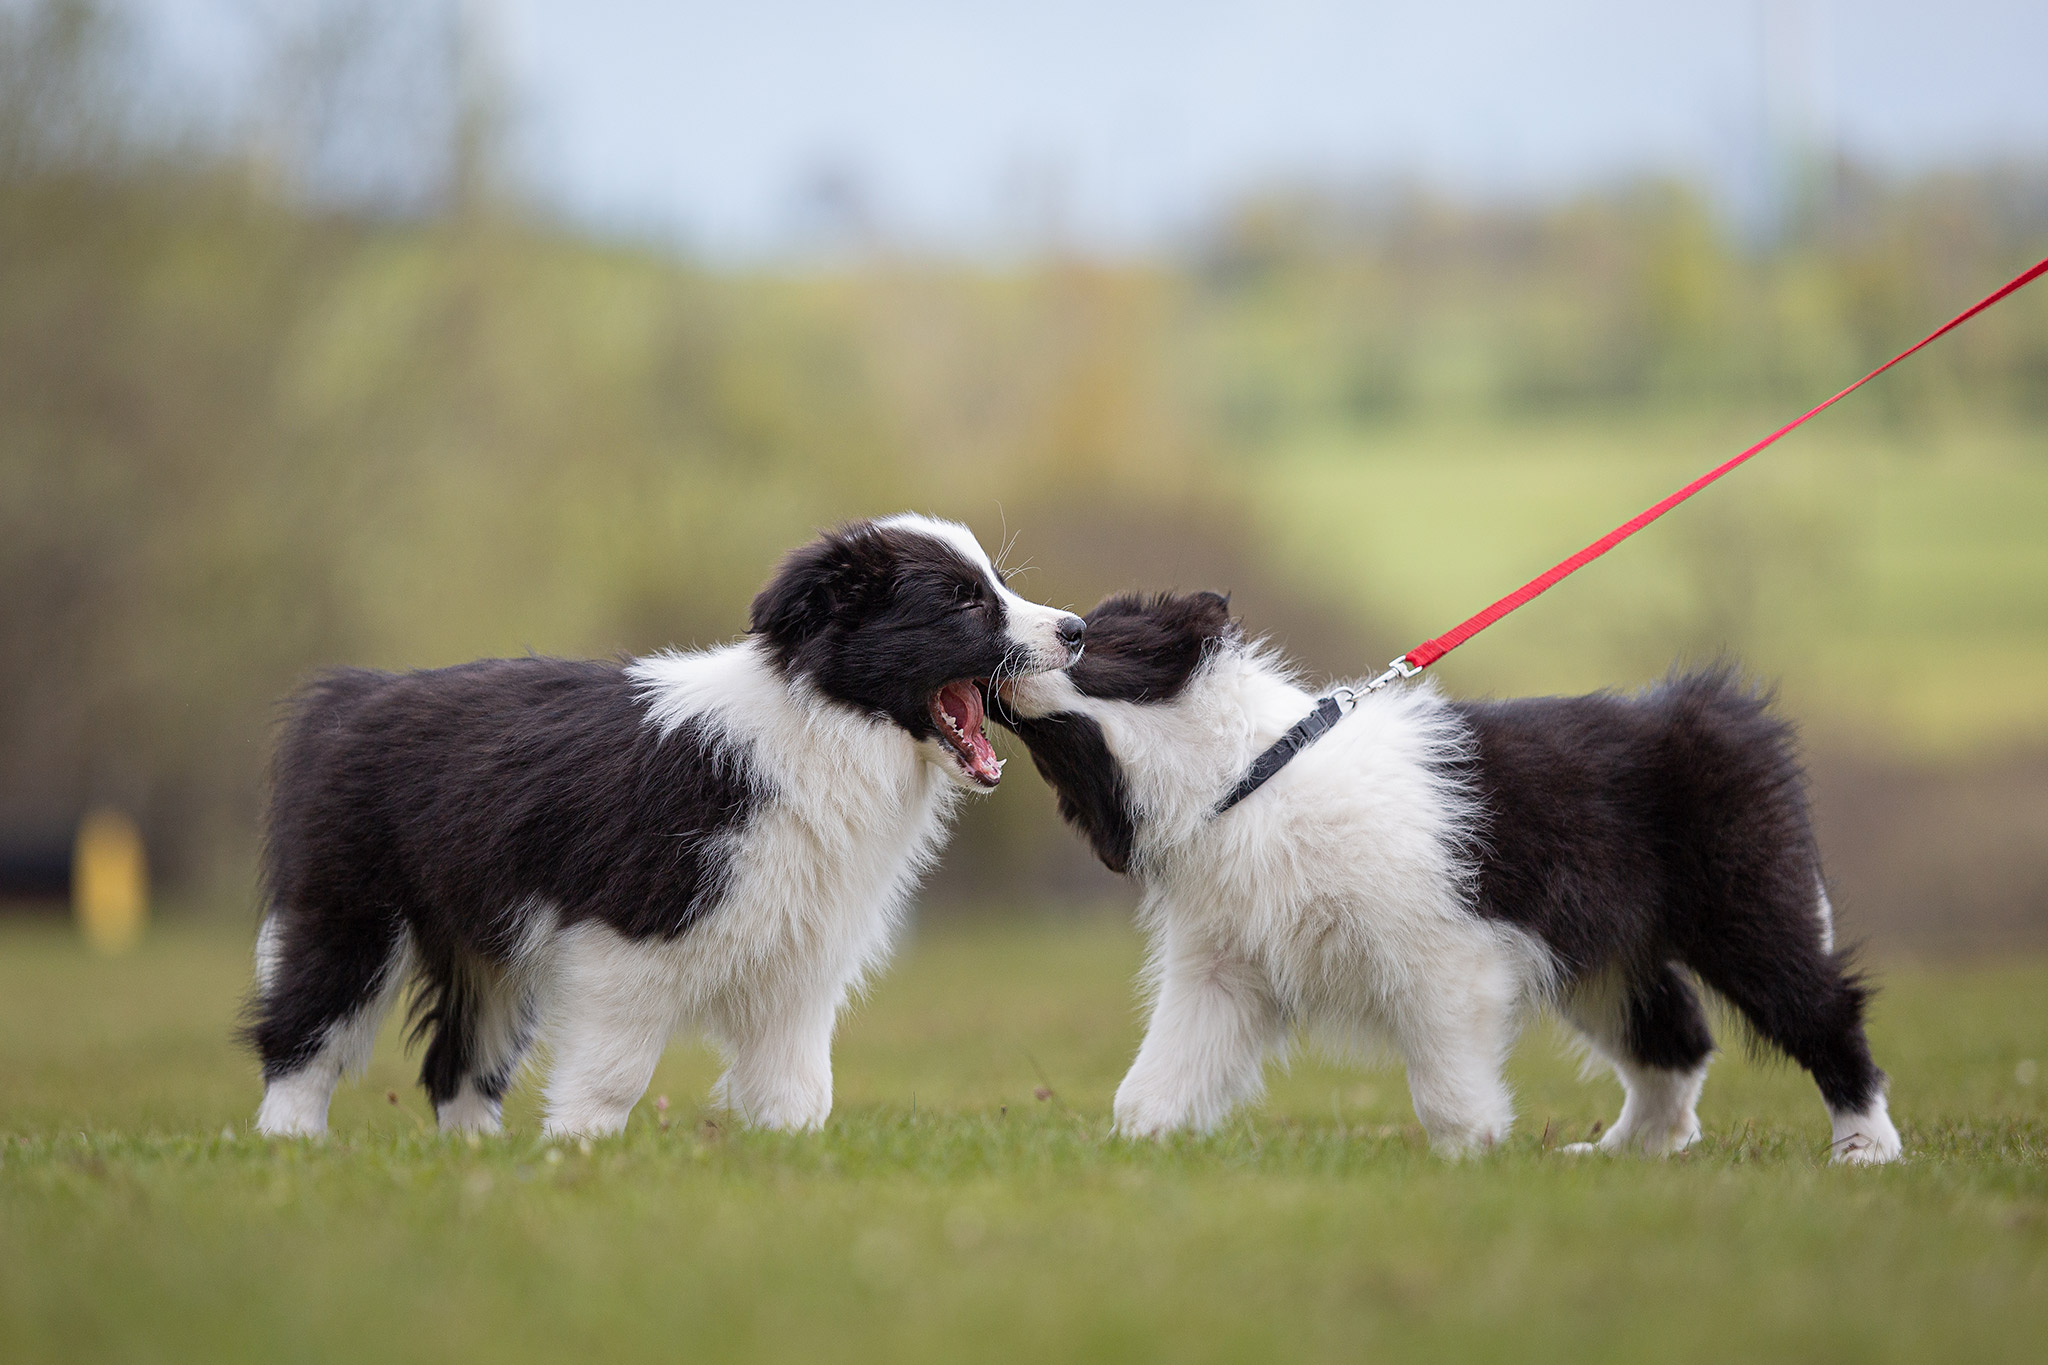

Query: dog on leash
[[991, 591, 1901, 1163], [245, 515, 1084, 1138]]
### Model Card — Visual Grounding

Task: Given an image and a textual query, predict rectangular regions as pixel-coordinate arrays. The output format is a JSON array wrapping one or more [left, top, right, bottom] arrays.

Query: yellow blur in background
[[74, 809, 149, 954]]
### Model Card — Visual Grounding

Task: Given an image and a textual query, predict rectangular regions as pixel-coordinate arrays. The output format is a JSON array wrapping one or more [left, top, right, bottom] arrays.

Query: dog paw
[[709, 1058, 833, 1131], [1829, 1101, 1902, 1165], [541, 1107, 632, 1139], [1111, 1094, 1199, 1140], [255, 1073, 332, 1138], [1427, 1127, 1508, 1159], [1830, 1131, 1902, 1165], [1110, 1111, 1183, 1140], [743, 1098, 831, 1132], [716, 1075, 832, 1132], [436, 1088, 504, 1136]]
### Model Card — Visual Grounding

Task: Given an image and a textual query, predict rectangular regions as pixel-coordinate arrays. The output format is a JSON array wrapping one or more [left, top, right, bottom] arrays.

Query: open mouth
[[930, 679, 1003, 787]]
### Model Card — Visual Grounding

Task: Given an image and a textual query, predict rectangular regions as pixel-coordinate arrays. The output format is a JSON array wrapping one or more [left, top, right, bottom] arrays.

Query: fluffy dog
[[246, 515, 1084, 1138], [993, 591, 1901, 1163]]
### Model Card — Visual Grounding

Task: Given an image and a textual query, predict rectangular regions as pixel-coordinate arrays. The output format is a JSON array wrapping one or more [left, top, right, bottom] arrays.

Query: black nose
[[1056, 615, 1086, 650]]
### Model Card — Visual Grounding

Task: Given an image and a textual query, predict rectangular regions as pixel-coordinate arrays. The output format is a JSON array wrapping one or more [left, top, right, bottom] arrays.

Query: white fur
[[435, 916, 553, 1135], [1554, 973, 1709, 1155], [1559, 1061, 1709, 1156], [545, 638, 970, 1135], [1008, 645, 1897, 1162], [254, 934, 413, 1138], [253, 913, 284, 995], [877, 512, 1079, 740], [1007, 649, 1549, 1155], [256, 514, 1044, 1139], [1829, 1091, 1902, 1164], [256, 642, 962, 1139], [877, 512, 1077, 669], [436, 1087, 503, 1135]]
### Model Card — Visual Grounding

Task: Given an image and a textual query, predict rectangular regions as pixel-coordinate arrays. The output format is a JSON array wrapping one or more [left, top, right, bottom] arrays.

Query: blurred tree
[[1, 0, 2043, 908]]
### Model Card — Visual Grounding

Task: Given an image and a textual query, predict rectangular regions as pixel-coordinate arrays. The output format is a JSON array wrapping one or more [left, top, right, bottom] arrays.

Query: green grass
[[3, 914, 2046, 1363], [1249, 412, 2048, 757]]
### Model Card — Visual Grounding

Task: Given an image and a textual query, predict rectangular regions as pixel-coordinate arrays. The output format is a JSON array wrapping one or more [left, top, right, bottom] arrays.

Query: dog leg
[[1564, 1059, 1709, 1155], [1561, 963, 1715, 1156], [1386, 947, 1518, 1156], [431, 960, 539, 1136], [1113, 936, 1282, 1138], [1828, 1088, 1903, 1165], [539, 926, 675, 1138], [250, 911, 411, 1138], [1679, 898, 1900, 1164], [710, 985, 839, 1132]]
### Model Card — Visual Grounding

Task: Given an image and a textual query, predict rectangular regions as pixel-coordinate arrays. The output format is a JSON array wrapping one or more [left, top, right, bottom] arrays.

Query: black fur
[[991, 591, 1231, 874], [1065, 591, 1232, 703], [1007, 712, 1138, 873], [1447, 669, 1881, 1112], [752, 521, 1018, 739], [1002, 591, 1886, 1120], [246, 659, 760, 1096], [247, 517, 1038, 1113]]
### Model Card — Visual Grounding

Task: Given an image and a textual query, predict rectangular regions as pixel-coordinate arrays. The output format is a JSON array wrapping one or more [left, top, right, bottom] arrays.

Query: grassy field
[[1251, 412, 2048, 758], [2, 913, 2045, 1364]]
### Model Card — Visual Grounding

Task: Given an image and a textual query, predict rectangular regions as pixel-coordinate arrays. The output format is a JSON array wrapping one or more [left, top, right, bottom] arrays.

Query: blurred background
[[3, 0, 2045, 949]]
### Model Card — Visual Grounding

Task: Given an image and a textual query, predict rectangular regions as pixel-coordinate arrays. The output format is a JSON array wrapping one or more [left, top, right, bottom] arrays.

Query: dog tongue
[[936, 680, 1001, 785]]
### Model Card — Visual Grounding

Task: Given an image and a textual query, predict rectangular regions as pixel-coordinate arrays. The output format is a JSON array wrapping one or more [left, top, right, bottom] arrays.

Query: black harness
[[1210, 658, 1420, 818]]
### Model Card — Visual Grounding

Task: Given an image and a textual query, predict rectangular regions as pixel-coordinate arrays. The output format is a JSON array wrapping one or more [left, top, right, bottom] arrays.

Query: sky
[[138, 0, 2048, 256]]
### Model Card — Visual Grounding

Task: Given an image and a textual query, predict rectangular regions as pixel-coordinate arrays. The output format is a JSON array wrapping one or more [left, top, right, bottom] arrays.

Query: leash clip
[[1360, 656, 1424, 694]]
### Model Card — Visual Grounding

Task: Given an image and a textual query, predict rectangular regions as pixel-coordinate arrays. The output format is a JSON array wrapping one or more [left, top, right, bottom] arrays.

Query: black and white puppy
[[993, 592, 1901, 1163], [247, 514, 1084, 1138]]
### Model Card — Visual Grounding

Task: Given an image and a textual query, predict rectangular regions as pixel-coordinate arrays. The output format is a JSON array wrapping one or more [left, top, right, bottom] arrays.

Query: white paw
[[1830, 1129, 1902, 1165], [1427, 1126, 1507, 1159], [254, 1112, 326, 1138], [1608, 1120, 1701, 1156], [1558, 1140, 1603, 1155], [1111, 1112, 1182, 1140], [715, 1071, 832, 1131], [436, 1089, 504, 1135], [541, 1108, 631, 1139], [255, 1072, 332, 1137], [1111, 1090, 1202, 1139], [1830, 1099, 1903, 1165], [741, 1094, 831, 1132]]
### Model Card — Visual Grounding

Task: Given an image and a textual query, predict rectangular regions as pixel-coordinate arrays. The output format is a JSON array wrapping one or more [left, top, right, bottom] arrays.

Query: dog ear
[[751, 522, 902, 652], [1083, 592, 1145, 626], [751, 532, 848, 647], [1180, 591, 1236, 642]]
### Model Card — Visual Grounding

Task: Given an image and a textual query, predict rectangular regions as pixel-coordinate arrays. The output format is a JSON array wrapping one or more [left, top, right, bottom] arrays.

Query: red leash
[[1359, 254, 2048, 691]]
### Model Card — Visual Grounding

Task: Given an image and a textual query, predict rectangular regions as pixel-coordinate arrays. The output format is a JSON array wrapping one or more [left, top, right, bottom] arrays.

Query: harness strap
[[1212, 694, 1349, 816]]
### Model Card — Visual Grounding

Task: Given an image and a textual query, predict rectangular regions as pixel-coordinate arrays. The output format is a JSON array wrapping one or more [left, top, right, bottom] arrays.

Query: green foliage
[[4, 2, 2047, 895], [1, 917, 2045, 1363]]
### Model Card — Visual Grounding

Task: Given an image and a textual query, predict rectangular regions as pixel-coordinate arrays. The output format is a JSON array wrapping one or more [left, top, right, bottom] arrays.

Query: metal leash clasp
[[1359, 656, 1424, 696]]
